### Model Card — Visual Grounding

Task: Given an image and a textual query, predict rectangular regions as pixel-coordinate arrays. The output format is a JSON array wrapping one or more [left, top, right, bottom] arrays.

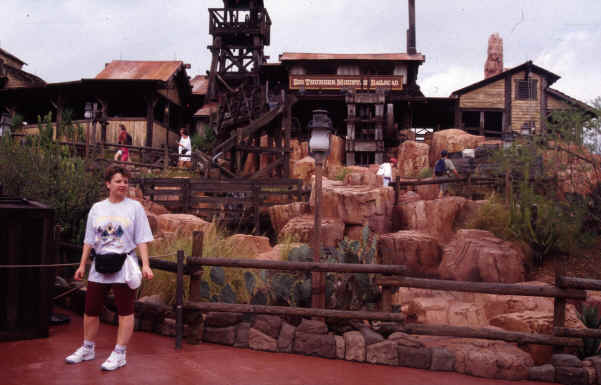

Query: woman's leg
[[83, 281, 109, 342], [112, 284, 136, 346], [116, 314, 135, 346]]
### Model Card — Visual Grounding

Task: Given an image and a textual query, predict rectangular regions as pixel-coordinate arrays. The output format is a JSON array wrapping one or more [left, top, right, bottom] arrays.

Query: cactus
[[210, 266, 226, 286], [220, 283, 237, 304]]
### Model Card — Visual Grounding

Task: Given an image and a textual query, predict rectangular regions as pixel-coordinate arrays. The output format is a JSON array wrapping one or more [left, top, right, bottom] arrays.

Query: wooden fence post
[[394, 176, 400, 206], [175, 250, 184, 350], [553, 257, 566, 354], [189, 232, 204, 302]]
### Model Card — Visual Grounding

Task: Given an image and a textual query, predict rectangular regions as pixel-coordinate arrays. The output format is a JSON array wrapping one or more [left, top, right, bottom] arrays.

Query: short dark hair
[[180, 128, 188, 135], [441, 150, 448, 157], [119, 124, 126, 131], [104, 165, 130, 182]]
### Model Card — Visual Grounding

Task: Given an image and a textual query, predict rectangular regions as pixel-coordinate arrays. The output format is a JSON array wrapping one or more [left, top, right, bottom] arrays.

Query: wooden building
[[0, 60, 193, 148], [451, 61, 596, 137], [0, 48, 45, 90]]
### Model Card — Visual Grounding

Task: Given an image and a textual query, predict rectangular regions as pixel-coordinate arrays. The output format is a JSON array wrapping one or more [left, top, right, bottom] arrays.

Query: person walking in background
[[377, 157, 397, 187], [434, 149, 459, 198], [65, 165, 153, 371], [114, 125, 131, 162], [178, 128, 192, 168]]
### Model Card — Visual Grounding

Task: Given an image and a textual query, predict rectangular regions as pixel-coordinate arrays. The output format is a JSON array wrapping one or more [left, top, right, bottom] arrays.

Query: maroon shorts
[[85, 281, 136, 316]]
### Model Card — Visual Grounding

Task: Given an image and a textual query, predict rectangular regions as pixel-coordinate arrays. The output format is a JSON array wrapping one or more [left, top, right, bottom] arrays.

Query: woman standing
[[65, 165, 154, 371], [177, 128, 192, 168]]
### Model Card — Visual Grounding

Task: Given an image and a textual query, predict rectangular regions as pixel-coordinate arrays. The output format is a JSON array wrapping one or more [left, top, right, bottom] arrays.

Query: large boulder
[[397, 197, 467, 243], [290, 139, 309, 162], [430, 129, 486, 166], [268, 202, 310, 234], [291, 156, 315, 183], [278, 215, 344, 248], [438, 229, 528, 283], [156, 214, 212, 237], [310, 177, 395, 229], [397, 141, 430, 177], [224, 234, 272, 256], [378, 231, 441, 277]]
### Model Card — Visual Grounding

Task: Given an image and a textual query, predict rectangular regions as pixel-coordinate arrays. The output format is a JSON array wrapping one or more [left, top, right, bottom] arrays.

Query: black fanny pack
[[91, 249, 130, 274]]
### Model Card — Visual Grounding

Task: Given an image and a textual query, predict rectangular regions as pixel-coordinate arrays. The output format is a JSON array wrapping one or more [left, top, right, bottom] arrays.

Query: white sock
[[83, 340, 95, 350], [114, 344, 126, 354]]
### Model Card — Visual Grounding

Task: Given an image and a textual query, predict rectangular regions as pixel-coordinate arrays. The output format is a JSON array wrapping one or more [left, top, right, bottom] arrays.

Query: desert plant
[[577, 304, 601, 359], [334, 167, 351, 181]]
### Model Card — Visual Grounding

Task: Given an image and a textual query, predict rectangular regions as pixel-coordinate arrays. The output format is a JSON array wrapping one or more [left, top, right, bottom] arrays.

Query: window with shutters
[[515, 79, 538, 100]]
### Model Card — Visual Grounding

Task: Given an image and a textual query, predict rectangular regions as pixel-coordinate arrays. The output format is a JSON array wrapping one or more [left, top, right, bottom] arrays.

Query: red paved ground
[[1, 310, 553, 385]]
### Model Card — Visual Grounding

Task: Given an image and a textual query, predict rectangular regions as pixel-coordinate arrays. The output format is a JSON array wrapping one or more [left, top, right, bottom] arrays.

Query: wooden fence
[[118, 231, 600, 350], [55, 231, 601, 351], [131, 177, 309, 233]]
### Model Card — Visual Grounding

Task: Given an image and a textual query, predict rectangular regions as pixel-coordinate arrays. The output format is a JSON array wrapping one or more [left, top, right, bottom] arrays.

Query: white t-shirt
[[84, 198, 154, 283], [377, 162, 393, 179], [179, 136, 192, 161]]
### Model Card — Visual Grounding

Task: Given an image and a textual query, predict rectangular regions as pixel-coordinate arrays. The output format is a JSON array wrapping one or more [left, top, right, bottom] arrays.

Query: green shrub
[[416, 167, 432, 179], [334, 167, 351, 181], [192, 128, 216, 153], [463, 195, 511, 239], [0, 137, 104, 243]]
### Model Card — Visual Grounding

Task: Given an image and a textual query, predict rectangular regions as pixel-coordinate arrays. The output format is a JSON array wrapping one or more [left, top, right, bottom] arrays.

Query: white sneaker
[[65, 346, 95, 364], [101, 351, 126, 371]]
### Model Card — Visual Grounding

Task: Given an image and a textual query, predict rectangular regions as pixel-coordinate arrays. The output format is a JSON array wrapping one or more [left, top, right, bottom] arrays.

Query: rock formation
[[484, 33, 503, 79]]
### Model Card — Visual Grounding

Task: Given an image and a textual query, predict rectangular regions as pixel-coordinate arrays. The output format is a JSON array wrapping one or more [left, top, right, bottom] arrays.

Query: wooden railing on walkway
[[117, 231, 600, 350], [130, 177, 309, 233]]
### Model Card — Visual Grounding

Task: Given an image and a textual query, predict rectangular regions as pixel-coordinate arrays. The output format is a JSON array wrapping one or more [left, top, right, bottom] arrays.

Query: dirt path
[[1, 310, 552, 385]]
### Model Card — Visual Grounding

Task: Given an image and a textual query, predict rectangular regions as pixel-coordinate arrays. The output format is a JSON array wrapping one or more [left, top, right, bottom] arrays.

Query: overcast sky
[[1, 0, 600, 103]]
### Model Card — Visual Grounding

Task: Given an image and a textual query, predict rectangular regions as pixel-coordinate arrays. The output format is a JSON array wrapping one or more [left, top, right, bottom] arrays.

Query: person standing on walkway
[[178, 128, 192, 168], [65, 165, 154, 371], [434, 149, 459, 198], [114, 125, 131, 162], [377, 157, 397, 187]]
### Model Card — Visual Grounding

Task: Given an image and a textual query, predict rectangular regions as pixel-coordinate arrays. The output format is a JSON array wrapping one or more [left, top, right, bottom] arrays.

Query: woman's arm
[[138, 243, 154, 280], [74, 243, 92, 280]]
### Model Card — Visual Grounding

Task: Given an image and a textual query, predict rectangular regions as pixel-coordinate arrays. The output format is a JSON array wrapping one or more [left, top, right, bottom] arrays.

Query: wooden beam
[[504, 74, 512, 132], [559, 276, 601, 291], [184, 301, 406, 322], [403, 323, 581, 347], [376, 276, 586, 300], [186, 257, 407, 275]]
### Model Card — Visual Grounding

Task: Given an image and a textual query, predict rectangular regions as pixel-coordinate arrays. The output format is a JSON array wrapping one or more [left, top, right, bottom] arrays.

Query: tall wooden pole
[[312, 157, 325, 309]]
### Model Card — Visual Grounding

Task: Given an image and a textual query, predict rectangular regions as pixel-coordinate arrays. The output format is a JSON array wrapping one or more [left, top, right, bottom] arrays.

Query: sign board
[[289, 75, 404, 91]]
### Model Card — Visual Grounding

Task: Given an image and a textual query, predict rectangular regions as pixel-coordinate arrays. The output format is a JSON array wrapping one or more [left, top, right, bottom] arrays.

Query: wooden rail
[[130, 177, 308, 233]]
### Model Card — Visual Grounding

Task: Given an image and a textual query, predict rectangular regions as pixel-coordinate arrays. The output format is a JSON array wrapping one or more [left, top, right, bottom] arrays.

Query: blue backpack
[[434, 159, 446, 176]]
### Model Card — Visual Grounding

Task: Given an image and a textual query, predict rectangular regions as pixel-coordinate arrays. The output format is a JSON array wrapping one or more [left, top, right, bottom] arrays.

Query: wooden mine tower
[[206, 0, 291, 179]]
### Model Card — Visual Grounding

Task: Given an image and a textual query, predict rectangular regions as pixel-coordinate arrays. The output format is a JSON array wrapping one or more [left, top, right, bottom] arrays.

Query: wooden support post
[[188, 232, 204, 302], [312, 159, 325, 309], [145, 94, 158, 148], [54, 95, 63, 142], [282, 90, 291, 178], [479, 111, 485, 136], [253, 184, 260, 234], [394, 176, 400, 206], [183, 179, 191, 212], [553, 257, 567, 354], [175, 250, 184, 350]]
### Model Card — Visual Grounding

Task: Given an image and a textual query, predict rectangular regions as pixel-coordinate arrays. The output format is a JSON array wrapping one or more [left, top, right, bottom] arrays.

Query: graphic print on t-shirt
[[94, 215, 132, 247]]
